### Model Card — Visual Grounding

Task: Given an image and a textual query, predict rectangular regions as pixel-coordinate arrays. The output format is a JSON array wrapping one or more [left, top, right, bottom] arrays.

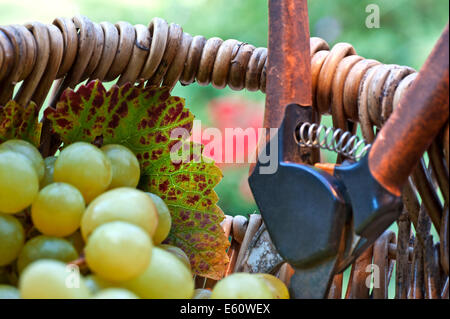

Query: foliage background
[[1, 0, 448, 298]]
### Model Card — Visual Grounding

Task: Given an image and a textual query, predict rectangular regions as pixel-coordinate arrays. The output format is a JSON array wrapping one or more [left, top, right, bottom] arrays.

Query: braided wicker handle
[[0, 15, 417, 141]]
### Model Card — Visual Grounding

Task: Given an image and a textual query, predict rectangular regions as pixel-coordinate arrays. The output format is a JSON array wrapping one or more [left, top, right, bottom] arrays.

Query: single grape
[[0, 150, 39, 214], [192, 288, 212, 299], [84, 274, 115, 294], [122, 247, 194, 299], [17, 236, 78, 273], [101, 144, 140, 189], [40, 156, 57, 189], [31, 183, 85, 237], [93, 288, 139, 299], [159, 244, 191, 270], [81, 187, 158, 240], [0, 214, 25, 266], [85, 221, 152, 282], [0, 284, 20, 299], [0, 139, 44, 182], [211, 273, 273, 299], [65, 230, 85, 255], [146, 193, 171, 245], [255, 273, 290, 299], [53, 142, 112, 203], [19, 259, 91, 299]]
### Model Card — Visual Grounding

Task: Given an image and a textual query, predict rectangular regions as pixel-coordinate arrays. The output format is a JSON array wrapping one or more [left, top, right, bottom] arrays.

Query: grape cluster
[[0, 139, 288, 299]]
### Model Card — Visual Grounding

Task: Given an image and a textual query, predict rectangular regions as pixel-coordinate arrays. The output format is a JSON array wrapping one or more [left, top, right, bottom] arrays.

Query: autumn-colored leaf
[[46, 80, 229, 279], [0, 101, 42, 146]]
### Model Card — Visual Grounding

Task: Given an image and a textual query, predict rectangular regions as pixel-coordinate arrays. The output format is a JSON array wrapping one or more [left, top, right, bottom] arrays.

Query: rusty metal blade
[[264, 0, 312, 129]]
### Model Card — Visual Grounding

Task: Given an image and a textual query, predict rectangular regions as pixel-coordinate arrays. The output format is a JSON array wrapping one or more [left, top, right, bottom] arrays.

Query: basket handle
[[368, 23, 449, 197]]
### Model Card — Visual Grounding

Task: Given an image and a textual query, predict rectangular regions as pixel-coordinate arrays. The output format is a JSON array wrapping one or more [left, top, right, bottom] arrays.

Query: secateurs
[[248, 0, 449, 298]]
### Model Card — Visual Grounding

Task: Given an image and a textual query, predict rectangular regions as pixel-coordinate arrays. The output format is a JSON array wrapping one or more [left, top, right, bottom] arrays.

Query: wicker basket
[[0, 15, 448, 299]]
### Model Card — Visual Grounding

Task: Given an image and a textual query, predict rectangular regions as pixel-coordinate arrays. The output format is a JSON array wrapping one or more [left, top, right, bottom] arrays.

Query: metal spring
[[297, 122, 371, 161]]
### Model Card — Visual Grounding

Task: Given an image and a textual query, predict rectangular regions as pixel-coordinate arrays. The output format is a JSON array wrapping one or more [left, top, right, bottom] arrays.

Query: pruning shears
[[248, 0, 449, 298]]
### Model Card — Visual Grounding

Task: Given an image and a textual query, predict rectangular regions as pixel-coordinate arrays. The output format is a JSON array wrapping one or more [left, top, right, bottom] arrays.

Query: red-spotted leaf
[[45, 80, 229, 279], [0, 101, 42, 146]]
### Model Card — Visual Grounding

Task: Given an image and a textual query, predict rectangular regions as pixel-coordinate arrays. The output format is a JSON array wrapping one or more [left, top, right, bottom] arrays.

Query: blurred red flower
[[192, 96, 264, 170]]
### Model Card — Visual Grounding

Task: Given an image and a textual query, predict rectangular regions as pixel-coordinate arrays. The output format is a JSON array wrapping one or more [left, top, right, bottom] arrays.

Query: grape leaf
[[45, 80, 230, 279], [0, 100, 42, 146]]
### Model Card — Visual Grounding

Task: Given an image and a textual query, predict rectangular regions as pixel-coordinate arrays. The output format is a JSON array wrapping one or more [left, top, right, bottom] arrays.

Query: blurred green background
[[1, 0, 448, 216]]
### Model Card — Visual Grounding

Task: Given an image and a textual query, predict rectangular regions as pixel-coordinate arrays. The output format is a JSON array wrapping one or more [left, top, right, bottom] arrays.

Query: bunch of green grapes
[[1, 138, 288, 300], [0, 139, 195, 299]]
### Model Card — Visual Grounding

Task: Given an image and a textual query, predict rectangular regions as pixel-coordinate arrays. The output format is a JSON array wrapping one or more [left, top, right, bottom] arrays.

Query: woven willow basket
[[0, 15, 448, 299]]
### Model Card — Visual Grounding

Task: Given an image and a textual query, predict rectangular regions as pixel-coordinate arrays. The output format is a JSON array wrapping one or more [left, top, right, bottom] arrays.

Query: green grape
[[122, 247, 194, 299], [101, 144, 140, 189], [40, 156, 57, 189], [93, 288, 139, 299], [0, 214, 25, 266], [146, 193, 172, 245], [192, 288, 212, 299], [65, 230, 85, 255], [0, 150, 39, 214], [84, 274, 115, 294], [0, 284, 20, 299], [17, 236, 78, 273], [211, 273, 273, 299], [53, 142, 112, 203], [31, 182, 85, 237], [19, 259, 91, 299], [159, 244, 191, 270], [0, 139, 45, 182], [255, 273, 290, 299], [81, 187, 158, 240], [85, 221, 152, 282]]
